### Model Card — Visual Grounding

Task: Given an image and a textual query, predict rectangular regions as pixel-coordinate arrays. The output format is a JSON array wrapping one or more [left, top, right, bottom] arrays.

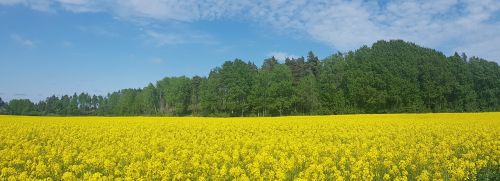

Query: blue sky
[[0, 0, 499, 102]]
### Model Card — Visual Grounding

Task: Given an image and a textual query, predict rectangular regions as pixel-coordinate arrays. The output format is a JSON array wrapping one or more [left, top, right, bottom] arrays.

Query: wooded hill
[[1, 40, 499, 116]]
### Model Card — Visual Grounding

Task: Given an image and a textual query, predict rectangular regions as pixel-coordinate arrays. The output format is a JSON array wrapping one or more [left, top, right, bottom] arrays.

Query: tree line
[[1, 40, 499, 116]]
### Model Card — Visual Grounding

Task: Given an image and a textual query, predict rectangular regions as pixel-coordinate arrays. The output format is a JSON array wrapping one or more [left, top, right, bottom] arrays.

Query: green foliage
[[267, 64, 294, 116], [318, 53, 348, 114], [7, 99, 37, 115], [157, 76, 192, 115], [306, 51, 320, 77], [140, 83, 159, 115], [5, 40, 500, 116], [296, 74, 320, 115], [189, 76, 204, 116], [219, 59, 257, 116], [0, 97, 3, 106], [250, 68, 272, 116], [200, 68, 224, 116], [0, 97, 6, 114], [469, 57, 500, 111]]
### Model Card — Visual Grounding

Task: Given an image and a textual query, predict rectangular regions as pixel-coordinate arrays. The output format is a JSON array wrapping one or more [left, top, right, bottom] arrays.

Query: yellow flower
[[0, 113, 497, 180]]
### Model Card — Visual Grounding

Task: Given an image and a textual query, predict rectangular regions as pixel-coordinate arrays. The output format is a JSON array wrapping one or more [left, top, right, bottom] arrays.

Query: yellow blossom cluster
[[0, 113, 498, 180]]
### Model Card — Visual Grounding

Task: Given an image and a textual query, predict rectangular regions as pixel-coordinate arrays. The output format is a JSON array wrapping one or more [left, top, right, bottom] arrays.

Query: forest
[[1, 40, 499, 116]]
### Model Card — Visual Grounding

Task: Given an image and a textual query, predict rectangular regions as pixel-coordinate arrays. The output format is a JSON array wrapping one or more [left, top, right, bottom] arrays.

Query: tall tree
[[5, 40, 500, 116], [157, 76, 192, 115], [200, 69, 223, 116], [78, 93, 92, 114], [90, 95, 99, 114], [250, 68, 272, 116], [268, 64, 294, 116], [140, 83, 159, 115], [7, 99, 37, 115], [318, 53, 348, 114], [0, 97, 6, 114], [296, 74, 320, 114], [69, 93, 79, 115], [262, 57, 279, 71], [60, 95, 71, 115], [285, 56, 307, 85], [306, 51, 320, 77], [219, 59, 257, 116], [368, 40, 423, 112], [45, 95, 61, 115], [447, 53, 477, 112], [469, 57, 500, 111], [189, 76, 204, 116]]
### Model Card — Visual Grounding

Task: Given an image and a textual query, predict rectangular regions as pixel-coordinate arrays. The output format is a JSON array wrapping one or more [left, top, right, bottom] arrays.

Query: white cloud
[[114, 0, 195, 21], [60, 40, 73, 48], [2, 0, 500, 61], [57, 0, 102, 12], [27, 0, 53, 12], [145, 30, 185, 45], [76, 25, 118, 37], [268, 51, 299, 61], [453, 23, 500, 61], [0, 0, 53, 12], [149, 57, 164, 65], [0, 0, 24, 5], [11, 34, 36, 47], [144, 29, 217, 46]]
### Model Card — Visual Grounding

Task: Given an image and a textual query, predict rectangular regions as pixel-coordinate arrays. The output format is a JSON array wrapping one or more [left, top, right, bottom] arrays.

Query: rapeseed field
[[0, 113, 498, 180]]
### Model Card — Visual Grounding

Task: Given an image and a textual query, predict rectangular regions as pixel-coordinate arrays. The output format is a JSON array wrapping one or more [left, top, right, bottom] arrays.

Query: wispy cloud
[[60, 40, 73, 48], [2, 0, 500, 61], [76, 25, 118, 37], [0, 0, 54, 12], [0, 0, 24, 5], [27, 0, 53, 12], [11, 33, 36, 47], [145, 30, 185, 46], [144, 29, 216, 46], [57, 0, 102, 13], [149, 57, 164, 65]]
